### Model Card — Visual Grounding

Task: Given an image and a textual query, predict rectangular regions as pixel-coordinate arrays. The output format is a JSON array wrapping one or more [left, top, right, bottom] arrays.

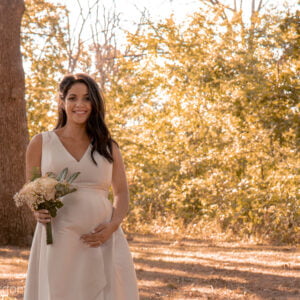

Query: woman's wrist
[[109, 220, 121, 232]]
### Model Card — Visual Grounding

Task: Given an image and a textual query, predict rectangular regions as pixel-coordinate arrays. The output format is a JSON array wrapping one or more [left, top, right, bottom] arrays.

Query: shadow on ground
[[0, 234, 299, 300]]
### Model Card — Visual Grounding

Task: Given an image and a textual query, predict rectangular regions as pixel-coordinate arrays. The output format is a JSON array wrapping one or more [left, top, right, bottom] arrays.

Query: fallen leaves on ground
[[0, 234, 299, 299]]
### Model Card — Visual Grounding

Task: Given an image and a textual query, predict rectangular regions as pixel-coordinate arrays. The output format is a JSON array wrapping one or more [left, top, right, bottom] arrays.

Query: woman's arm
[[109, 141, 130, 230], [25, 133, 42, 182], [80, 142, 130, 247], [25, 133, 51, 224]]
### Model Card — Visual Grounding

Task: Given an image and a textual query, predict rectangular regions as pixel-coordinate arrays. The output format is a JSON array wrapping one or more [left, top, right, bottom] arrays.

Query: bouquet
[[13, 167, 80, 244]]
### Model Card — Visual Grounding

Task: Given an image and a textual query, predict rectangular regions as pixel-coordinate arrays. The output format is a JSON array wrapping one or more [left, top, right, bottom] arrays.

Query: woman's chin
[[68, 119, 89, 126], [68, 115, 90, 124]]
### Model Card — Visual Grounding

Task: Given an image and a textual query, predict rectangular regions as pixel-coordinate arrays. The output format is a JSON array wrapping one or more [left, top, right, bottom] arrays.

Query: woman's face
[[63, 82, 92, 125]]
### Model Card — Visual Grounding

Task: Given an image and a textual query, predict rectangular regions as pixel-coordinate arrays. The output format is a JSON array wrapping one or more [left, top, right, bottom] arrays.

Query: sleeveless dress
[[24, 131, 139, 300]]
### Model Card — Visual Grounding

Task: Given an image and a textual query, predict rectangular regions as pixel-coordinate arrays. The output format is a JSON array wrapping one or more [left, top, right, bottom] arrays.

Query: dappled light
[[131, 235, 300, 299], [0, 247, 29, 299], [1, 236, 299, 299], [0, 0, 299, 298]]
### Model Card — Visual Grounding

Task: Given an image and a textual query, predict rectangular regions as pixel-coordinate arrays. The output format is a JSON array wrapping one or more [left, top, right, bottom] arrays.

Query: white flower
[[14, 168, 79, 212], [33, 177, 58, 201], [13, 176, 58, 210]]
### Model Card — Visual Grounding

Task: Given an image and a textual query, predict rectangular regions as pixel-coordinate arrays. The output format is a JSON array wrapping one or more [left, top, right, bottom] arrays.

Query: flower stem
[[46, 221, 53, 244]]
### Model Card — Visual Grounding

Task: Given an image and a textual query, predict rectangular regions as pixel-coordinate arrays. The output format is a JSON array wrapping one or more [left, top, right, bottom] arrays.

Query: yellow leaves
[[22, 0, 70, 137], [22, 0, 299, 243]]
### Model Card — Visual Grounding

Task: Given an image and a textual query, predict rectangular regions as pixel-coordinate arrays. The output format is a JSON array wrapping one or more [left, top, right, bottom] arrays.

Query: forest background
[[20, 0, 299, 245]]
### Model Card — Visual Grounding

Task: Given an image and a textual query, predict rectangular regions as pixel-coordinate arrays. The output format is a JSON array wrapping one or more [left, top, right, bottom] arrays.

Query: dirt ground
[[0, 234, 299, 299]]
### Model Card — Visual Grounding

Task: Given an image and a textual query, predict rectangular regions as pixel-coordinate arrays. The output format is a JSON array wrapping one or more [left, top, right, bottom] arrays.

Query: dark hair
[[54, 73, 118, 165]]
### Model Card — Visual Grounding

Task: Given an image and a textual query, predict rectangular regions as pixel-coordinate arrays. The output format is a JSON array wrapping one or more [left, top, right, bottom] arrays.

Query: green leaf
[[46, 171, 56, 179], [67, 172, 80, 183], [30, 166, 41, 181], [56, 168, 68, 181]]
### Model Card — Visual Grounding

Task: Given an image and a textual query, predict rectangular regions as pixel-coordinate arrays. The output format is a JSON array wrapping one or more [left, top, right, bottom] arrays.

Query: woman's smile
[[73, 110, 88, 115], [63, 82, 92, 123]]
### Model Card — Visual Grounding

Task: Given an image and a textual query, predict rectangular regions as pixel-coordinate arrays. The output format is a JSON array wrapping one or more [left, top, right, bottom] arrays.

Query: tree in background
[[0, 0, 35, 246], [22, 0, 69, 137], [21, 0, 299, 243], [122, 1, 299, 243], [22, 0, 131, 137]]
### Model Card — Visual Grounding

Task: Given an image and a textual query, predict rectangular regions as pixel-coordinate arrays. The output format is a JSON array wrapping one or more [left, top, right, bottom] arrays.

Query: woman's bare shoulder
[[26, 133, 44, 159], [28, 133, 43, 149]]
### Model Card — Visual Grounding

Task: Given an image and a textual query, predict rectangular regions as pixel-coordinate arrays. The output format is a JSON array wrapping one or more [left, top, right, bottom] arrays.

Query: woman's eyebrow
[[68, 93, 89, 96]]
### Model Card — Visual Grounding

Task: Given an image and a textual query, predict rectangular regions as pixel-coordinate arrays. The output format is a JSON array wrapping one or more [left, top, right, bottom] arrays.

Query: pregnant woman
[[24, 73, 139, 300]]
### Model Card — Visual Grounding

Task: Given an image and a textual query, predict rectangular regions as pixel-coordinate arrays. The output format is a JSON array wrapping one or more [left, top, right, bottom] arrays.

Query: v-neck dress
[[24, 131, 139, 300]]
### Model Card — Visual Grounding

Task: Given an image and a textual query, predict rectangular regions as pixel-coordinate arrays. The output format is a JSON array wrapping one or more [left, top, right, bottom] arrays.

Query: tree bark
[[0, 0, 35, 246]]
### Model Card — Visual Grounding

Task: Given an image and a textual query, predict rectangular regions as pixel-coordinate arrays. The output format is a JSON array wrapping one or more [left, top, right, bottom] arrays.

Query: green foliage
[[37, 199, 63, 218], [120, 5, 299, 244], [30, 166, 41, 181], [22, 0, 69, 137], [23, 1, 299, 244]]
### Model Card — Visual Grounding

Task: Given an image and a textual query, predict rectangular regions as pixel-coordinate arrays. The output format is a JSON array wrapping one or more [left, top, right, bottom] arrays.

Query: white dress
[[24, 131, 139, 300]]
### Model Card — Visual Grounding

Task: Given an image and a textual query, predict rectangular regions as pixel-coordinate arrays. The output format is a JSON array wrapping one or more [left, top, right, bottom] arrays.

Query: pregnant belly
[[51, 189, 113, 235]]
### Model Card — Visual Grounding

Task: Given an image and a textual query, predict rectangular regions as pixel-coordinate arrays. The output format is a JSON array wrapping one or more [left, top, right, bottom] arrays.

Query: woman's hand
[[80, 222, 118, 248], [34, 209, 51, 224]]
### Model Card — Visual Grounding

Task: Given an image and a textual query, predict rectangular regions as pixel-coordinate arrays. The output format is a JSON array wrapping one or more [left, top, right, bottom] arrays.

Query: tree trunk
[[0, 0, 35, 246]]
